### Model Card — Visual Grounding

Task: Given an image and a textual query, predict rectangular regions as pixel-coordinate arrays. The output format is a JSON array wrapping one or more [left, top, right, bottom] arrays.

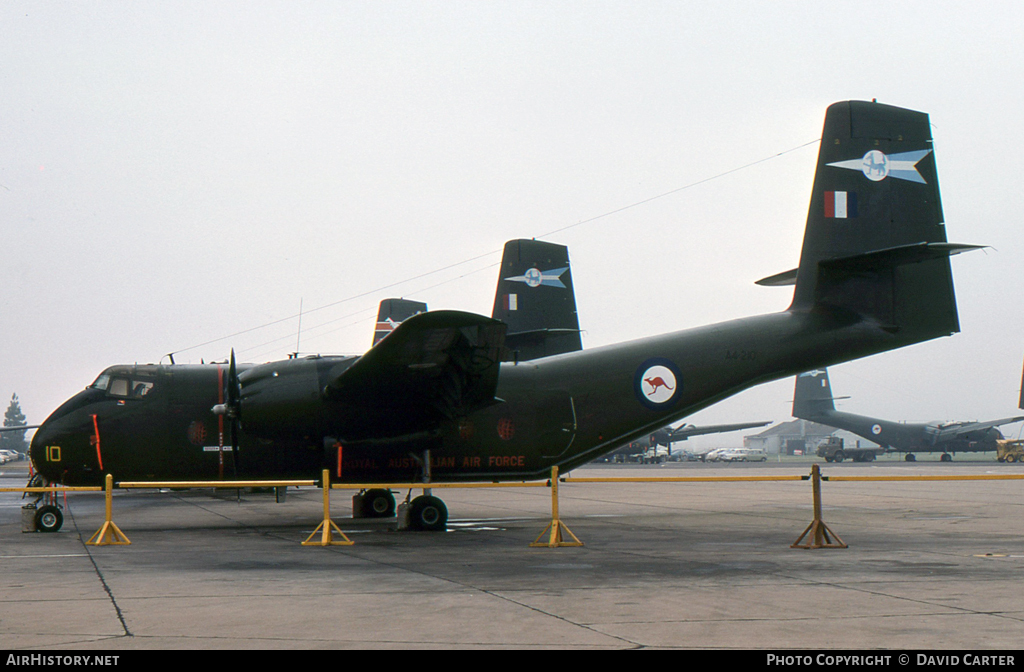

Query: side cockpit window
[[106, 378, 155, 399], [91, 374, 111, 391]]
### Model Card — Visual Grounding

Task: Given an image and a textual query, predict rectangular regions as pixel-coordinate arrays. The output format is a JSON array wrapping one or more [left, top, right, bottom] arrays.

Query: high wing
[[325, 310, 507, 427], [665, 421, 771, 441], [0, 425, 39, 432], [928, 416, 1024, 442]]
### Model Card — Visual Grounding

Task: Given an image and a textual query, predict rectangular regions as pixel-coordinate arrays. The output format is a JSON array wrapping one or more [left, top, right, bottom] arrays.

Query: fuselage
[[30, 307, 908, 486]]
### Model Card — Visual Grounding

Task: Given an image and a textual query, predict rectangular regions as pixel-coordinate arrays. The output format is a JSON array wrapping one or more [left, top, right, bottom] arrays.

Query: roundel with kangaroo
[[634, 358, 682, 409]]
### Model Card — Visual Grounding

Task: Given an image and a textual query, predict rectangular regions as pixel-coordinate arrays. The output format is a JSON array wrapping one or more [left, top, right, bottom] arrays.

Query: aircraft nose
[[28, 418, 73, 484], [29, 422, 54, 471]]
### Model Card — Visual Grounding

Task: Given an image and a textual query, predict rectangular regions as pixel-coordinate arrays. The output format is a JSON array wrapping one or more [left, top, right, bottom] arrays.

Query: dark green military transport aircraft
[[30, 101, 981, 531], [793, 368, 1024, 462]]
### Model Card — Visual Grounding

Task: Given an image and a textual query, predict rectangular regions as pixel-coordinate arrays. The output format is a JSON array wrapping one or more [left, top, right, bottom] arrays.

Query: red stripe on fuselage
[[91, 414, 103, 471]]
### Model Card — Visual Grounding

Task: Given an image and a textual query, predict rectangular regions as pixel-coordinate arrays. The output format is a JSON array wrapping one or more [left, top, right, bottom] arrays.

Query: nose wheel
[[34, 504, 64, 533]]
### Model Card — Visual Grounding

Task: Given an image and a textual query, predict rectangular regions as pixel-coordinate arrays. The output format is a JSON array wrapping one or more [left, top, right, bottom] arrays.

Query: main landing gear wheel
[[35, 505, 63, 533], [360, 489, 396, 518], [940, 453, 952, 462], [408, 495, 448, 532], [905, 454, 917, 462]]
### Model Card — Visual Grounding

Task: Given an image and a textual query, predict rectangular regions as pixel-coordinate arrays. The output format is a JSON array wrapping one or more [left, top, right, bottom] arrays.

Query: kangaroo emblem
[[645, 376, 674, 395], [635, 360, 681, 407]]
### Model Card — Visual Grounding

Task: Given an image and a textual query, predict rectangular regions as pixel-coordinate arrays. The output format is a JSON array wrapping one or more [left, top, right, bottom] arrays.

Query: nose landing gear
[[22, 475, 64, 532]]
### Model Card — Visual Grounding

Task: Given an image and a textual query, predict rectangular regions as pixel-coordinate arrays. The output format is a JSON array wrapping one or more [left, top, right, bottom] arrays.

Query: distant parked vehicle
[[815, 437, 883, 463], [701, 448, 730, 462], [719, 448, 767, 462], [996, 439, 1024, 463]]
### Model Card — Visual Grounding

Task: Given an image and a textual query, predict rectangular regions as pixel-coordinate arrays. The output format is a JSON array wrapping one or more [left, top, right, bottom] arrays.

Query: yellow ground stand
[[302, 470, 354, 546], [791, 464, 846, 549], [87, 474, 131, 546], [531, 466, 583, 548]]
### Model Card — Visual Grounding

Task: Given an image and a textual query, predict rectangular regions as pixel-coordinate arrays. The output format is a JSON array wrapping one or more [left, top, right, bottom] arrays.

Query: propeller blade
[[228, 349, 240, 477], [227, 349, 239, 409]]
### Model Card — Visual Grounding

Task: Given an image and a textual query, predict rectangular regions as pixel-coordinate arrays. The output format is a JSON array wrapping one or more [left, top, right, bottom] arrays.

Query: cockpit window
[[91, 374, 111, 391], [106, 378, 156, 398]]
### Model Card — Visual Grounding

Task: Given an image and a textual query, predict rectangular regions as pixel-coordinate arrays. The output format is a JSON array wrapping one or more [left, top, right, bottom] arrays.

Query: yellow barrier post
[[87, 474, 131, 546], [531, 465, 583, 548], [302, 469, 353, 547], [792, 464, 846, 549]]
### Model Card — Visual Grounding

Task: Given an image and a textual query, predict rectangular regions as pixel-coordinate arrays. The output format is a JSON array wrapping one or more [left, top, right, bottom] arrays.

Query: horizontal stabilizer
[[759, 243, 983, 288], [755, 269, 797, 287], [820, 242, 985, 275], [789, 396, 850, 404]]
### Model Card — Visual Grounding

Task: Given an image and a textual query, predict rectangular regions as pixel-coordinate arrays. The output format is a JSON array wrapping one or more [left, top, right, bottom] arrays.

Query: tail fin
[[793, 369, 837, 419], [491, 239, 582, 361], [373, 298, 427, 346], [787, 101, 981, 345]]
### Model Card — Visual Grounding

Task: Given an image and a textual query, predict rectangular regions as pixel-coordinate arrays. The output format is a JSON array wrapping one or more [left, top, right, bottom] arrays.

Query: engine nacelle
[[237, 356, 349, 439]]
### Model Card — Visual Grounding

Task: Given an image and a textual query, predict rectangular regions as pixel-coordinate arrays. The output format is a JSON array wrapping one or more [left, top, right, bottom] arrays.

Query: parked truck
[[815, 437, 884, 463], [996, 439, 1024, 463]]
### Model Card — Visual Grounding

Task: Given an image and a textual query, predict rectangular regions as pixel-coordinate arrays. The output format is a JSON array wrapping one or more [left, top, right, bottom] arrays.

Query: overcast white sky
[[3, 2, 1024, 449]]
